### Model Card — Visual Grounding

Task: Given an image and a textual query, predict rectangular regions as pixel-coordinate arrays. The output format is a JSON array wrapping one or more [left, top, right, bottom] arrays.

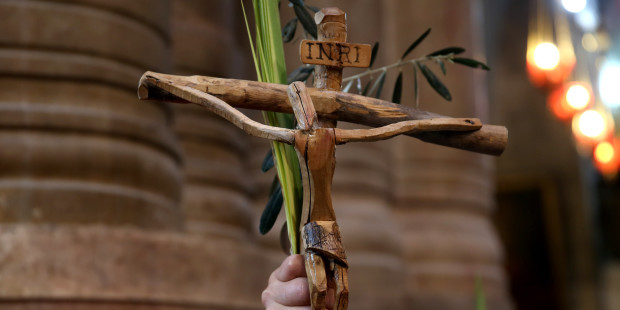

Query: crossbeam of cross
[[138, 72, 507, 156]]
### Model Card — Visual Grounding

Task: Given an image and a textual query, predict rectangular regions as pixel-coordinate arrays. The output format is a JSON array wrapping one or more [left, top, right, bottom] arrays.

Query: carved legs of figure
[[304, 253, 350, 310], [302, 221, 349, 310], [330, 260, 349, 310], [304, 252, 328, 310]]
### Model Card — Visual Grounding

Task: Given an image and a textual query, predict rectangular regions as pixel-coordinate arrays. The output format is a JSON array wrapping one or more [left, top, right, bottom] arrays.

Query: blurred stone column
[[170, 1, 271, 309], [332, 138, 407, 310], [323, 2, 408, 308], [382, 0, 512, 309], [0, 0, 189, 308], [0, 0, 180, 230], [0, 1, 268, 309], [171, 0, 255, 245]]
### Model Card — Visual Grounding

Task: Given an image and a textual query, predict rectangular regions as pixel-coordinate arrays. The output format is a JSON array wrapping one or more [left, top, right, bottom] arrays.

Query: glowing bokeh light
[[599, 62, 620, 108], [566, 84, 591, 109], [594, 141, 615, 164], [581, 33, 598, 52], [533, 43, 560, 70], [576, 110, 606, 138], [547, 82, 593, 120], [575, 6, 599, 31], [562, 0, 587, 13]]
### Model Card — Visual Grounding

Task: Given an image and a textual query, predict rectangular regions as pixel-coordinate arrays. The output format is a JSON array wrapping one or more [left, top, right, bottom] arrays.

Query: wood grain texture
[[302, 221, 347, 266], [290, 76, 349, 310], [138, 72, 507, 156], [334, 118, 482, 144], [294, 129, 338, 225], [304, 252, 328, 310], [141, 74, 295, 144], [288, 81, 319, 130], [313, 7, 349, 130], [331, 260, 349, 310]]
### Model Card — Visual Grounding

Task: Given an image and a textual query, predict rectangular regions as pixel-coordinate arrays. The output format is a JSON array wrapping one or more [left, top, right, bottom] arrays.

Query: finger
[[325, 288, 335, 310], [273, 254, 306, 283], [267, 277, 311, 306]]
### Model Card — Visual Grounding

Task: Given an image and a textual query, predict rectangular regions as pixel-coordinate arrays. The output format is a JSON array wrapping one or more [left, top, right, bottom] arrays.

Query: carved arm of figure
[[159, 78, 481, 147], [147, 78, 481, 310]]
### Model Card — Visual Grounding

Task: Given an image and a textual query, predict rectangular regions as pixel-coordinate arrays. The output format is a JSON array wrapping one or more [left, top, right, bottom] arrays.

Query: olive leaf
[[413, 64, 419, 106], [292, 3, 317, 39], [392, 71, 403, 104], [370, 42, 380, 68], [280, 222, 291, 253], [261, 149, 274, 172], [305, 4, 320, 12], [452, 57, 490, 70], [427, 47, 465, 57], [402, 28, 431, 59], [361, 79, 372, 96], [282, 17, 298, 43], [342, 79, 354, 93], [259, 177, 283, 235], [438, 60, 447, 75], [417, 63, 452, 101], [288, 0, 304, 6], [287, 66, 314, 84], [369, 70, 387, 99]]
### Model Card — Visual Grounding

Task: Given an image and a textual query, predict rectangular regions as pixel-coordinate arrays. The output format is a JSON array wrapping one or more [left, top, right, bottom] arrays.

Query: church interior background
[[1, 0, 619, 309]]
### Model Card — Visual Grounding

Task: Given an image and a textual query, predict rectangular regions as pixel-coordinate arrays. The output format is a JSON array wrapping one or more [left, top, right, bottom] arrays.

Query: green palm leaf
[[244, 0, 303, 254]]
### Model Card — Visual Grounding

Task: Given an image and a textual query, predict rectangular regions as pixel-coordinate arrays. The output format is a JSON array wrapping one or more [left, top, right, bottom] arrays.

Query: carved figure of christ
[[149, 78, 481, 310]]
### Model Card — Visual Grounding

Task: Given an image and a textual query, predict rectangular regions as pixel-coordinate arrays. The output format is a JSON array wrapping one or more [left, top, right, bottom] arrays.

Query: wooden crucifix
[[137, 7, 507, 310]]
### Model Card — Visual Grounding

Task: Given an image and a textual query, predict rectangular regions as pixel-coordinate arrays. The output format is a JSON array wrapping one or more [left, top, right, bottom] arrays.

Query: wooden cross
[[136, 7, 507, 310]]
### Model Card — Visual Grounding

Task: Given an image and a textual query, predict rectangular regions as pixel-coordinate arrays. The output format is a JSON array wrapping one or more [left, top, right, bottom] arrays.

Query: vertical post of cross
[[313, 7, 347, 127]]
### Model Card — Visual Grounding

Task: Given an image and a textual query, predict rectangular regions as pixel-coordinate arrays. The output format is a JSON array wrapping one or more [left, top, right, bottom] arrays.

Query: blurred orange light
[[548, 82, 593, 120], [572, 109, 613, 145], [533, 43, 560, 69], [595, 141, 614, 163], [566, 84, 590, 109], [527, 42, 575, 89], [593, 140, 620, 177], [578, 110, 605, 138]]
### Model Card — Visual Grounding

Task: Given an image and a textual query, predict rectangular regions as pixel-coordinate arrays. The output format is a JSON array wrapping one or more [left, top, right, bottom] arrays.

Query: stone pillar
[[170, 1, 271, 309], [332, 138, 407, 310], [382, 0, 512, 309], [0, 1, 270, 309], [247, 132, 287, 271], [323, 2, 409, 308], [0, 0, 180, 230], [0, 0, 194, 308], [171, 0, 255, 243]]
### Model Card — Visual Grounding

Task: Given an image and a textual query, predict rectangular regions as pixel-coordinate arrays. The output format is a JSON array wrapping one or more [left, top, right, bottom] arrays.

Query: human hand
[[262, 255, 310, 309], [262, 255, 337, 309]]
